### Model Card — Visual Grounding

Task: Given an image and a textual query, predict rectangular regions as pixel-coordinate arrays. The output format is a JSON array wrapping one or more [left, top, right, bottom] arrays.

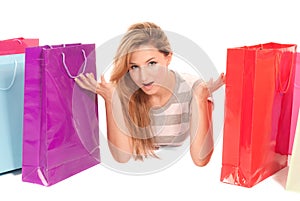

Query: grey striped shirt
[[150, 71, 202, 146]]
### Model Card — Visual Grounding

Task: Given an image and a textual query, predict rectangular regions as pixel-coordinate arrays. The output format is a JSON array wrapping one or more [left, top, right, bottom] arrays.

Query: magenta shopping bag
[[289, 53, 300, 154], [22, 44, 100, 186]]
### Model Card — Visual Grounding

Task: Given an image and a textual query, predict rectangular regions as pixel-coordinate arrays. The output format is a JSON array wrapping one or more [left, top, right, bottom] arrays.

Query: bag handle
[[61, 49, 87, 79], [0, 60, 17, 91], [12, 38, 23, 44], [275, 52, 295, 94]]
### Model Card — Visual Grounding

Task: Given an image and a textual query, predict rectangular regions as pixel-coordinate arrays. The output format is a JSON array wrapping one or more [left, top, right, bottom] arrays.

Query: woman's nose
[[140, 67, 147, 82]]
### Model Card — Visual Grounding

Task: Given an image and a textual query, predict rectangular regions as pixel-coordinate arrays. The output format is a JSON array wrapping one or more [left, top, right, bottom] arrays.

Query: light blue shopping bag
[[0, 53, 25, 173]]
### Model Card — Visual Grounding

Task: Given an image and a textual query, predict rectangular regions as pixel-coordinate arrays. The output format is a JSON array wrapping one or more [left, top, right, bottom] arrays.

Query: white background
[[1, 0, 300, 200]]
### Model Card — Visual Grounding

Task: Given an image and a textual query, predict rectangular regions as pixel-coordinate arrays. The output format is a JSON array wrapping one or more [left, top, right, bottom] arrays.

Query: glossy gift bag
[[0, 54, 25, 173], [288, 53, 300, 154], [0, 38, 38, 174], [221, 43, 296, 188], [0, 37, 39, 55], [22, 44, 100, 186]]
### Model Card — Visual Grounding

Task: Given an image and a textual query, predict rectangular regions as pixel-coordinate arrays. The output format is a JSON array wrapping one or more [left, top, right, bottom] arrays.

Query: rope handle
[[0, 60, 17, 91], [13, 39, 22, 44], [275, 52, 295, 94], [61, 49, 87, 79]]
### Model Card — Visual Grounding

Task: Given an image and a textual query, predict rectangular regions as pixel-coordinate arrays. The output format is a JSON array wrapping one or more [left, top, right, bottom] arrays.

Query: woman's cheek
[[152, 66, 168, 86], [129, 71, 142, 87]]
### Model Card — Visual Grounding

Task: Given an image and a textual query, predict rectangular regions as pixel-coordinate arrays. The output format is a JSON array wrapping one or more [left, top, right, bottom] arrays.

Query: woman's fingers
[[208, 73, 225, 93], [86, 73, 98, 88], [75, 73, 114, 100], [100, 74, 106, 84], [215, 73, 225, 90], [74, 76, 87, 90], [75, 73, 97, 93]]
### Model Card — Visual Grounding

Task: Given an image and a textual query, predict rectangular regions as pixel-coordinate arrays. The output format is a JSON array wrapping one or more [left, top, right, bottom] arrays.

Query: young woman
[[75, 22, 225, 166]]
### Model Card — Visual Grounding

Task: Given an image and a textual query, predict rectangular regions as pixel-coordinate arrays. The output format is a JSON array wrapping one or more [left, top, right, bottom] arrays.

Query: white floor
[[1, 138, 300, 201]]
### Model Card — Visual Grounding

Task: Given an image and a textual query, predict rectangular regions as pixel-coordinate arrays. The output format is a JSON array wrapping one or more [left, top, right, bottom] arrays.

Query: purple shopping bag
[[22, 44, 100, 186]]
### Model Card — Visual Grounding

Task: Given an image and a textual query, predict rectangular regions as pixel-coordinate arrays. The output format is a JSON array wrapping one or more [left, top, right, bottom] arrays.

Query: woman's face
[[128, 47, 172, 95]]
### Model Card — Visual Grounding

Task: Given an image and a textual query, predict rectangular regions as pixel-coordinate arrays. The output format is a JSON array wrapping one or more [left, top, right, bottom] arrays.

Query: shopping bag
[[22, 43, 100, 186], [0, 38, 38, 174], [286, 109, 300, 192], [288, 53, 300, 154], [0, 37, 39, 55], [220, 42, 296, 188], [0, 54, 25, 174]]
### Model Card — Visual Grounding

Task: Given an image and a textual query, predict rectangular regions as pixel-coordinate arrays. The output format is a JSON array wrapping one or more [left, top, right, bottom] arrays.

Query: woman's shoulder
[[175, 71, 202, 89]]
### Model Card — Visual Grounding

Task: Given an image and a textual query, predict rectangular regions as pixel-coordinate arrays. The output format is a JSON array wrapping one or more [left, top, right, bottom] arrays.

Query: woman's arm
[[190, 82, 214, 167], [75, 74, 133, 163], [104, 90, 133, 163]]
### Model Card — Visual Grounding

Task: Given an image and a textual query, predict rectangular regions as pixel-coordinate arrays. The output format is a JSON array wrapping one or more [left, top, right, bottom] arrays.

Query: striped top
[[150, 70, 206, 146]]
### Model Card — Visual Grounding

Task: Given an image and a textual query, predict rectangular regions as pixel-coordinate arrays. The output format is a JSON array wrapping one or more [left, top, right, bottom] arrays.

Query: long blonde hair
[[110, 22, 172, 160]]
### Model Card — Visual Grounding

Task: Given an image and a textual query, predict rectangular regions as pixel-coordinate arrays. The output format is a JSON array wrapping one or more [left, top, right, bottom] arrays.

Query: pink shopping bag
[[0, 37, 39, 55], [288, 53, 300, 154]]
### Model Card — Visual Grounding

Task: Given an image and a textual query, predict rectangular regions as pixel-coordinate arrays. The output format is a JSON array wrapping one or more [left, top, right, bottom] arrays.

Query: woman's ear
[[166, 52, 173, 66]]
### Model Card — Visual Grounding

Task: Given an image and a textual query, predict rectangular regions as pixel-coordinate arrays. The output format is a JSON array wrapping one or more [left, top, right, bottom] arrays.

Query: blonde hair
[[110, 22, 172, 160]]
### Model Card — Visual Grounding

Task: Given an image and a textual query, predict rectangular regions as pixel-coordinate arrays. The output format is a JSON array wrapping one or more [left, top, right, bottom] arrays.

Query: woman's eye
[[130, 65, 139, 70], [148, 61, 157, 66]]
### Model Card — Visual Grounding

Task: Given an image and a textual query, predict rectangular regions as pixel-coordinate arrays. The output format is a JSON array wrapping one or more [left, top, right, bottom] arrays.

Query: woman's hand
[[75, 73, 98, 93], [75, 73, 115, 102], [194, 81, 211, 103], [207, 73, 225, 93], [193, 73, 225, 102], [96, 75, 115, 102]]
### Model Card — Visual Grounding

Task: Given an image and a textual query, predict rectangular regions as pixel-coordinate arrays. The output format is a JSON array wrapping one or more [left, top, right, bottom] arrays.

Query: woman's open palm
[[96, 75, 115, 102], [75, 73, 115, 102]]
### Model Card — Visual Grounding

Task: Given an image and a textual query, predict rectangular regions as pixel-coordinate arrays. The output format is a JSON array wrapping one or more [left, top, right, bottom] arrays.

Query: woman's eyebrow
[[129, 57, 156, 65], [145, 57, 155, 63]]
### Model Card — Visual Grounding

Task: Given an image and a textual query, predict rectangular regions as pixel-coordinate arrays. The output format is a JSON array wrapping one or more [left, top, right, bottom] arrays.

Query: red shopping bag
[[0, 37, 39, 55], [220, 43, 296, 188]]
